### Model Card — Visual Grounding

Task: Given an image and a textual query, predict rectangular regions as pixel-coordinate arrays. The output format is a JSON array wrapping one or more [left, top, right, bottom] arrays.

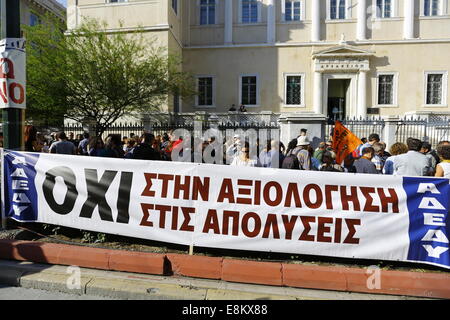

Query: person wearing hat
[[292, 136, 311, 170]]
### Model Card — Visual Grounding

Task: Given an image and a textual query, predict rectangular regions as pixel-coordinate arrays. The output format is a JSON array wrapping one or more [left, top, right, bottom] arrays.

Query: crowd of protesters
[[22, 124, 450, 178]]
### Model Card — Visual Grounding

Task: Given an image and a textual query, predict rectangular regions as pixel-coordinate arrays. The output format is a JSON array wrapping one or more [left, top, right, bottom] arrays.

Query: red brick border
[[0, 239, 449, 299]]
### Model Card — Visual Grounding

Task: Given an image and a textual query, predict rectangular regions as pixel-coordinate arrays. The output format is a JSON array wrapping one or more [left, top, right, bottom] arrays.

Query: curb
[[0, 239, 449, 299]]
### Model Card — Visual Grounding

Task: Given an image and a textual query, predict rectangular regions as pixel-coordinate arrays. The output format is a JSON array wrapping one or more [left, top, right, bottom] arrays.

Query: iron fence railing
[[51, 114, 450, 149]]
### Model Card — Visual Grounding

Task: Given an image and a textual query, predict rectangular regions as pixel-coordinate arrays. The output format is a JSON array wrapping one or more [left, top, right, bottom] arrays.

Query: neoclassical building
[[1, 0, 66, 37], [67, 0, 450, 120]]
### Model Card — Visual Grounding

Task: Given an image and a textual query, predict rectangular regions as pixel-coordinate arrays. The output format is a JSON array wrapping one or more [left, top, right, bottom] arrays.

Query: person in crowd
[[24, 125, 43, 152], [361, 137, 368, 144], [353, 147, 378, 174], [74, 134, 83, 148], [271, 140, 285, 169], [88, 136, 106, 157], [320, 151, 344, 172], [49, 132, 77, 155], [239, 104, 248, 113], [38, 133, 50, 153], [435, 144, 450, 179], [356, 133, 380, 156], [77, 132, 90, 155], [164, 130, 183, 160], [67, 132, 77, 146], [298, 128, 307, 137], [313, 142, 326, 165], [343, 153, 357, 173], [295, 136, 311, 170], [421, 142, 439, 176], [102, 134, 124, 158], [259, 140, 273, 168], [383, 142, 409, 175], [123, 137, 138, 158], [154, 135, 162, 152], [229, 104, 237, 111], [226, 134, 242, 160], [282, 139, 300, 169], [48, 132, 57, 147], [380, 142, 391, 158], [392, 138, 430, 176], [231, 142, 258, 167], [131, 133, 161, 161], [372, 142, 386, 174]]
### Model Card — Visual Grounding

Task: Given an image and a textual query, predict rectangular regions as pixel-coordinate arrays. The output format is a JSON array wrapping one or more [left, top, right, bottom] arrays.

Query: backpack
[[282, 151, 300, 170], [430, 149, 441, 165]]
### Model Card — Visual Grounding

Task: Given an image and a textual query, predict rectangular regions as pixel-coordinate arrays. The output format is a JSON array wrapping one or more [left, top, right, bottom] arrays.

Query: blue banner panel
[[405, 177, 450, 268], [3, 151, 40, 221]]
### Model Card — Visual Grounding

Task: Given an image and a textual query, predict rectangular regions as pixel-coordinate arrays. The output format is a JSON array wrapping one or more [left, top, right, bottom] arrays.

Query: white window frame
[[239, 74, 260, 107], [327, 0, 352, 20], [238, 0, 262, 24], [283, 73, 305, 107], [198, 0, 218, 25], [195, 76, 216, 108], [424, 71, 448, 107], [281, 0, 306, 22], [376, 72, 398, 107], [373, 0, 398, 18], [421, 0, 448, 16]]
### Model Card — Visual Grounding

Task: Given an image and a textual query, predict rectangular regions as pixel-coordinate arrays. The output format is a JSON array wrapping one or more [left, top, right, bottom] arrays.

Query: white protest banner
[[2, 150, 450, 269], [0, 38, 26, 109]]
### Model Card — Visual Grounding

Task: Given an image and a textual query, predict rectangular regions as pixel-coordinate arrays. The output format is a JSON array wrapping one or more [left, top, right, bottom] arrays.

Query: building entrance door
[[327, 79, 350, 120]]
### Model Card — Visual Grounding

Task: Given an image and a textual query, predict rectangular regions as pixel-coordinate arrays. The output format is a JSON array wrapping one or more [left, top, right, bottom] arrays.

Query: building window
[[242, 0, 259, 23], [30, 13, 40, 26], [284, 1, 301, 21], [200, 0, 216, 25], [197, 77, 214, 106], [285, 75, 303, 106], [424, 0, 440, 16], [108, 0, 127, 3], [241, 76, 258, 105], [376, 0, 392, 18], [377, 74, 395, 105], [172, 0, 178, 15], [330, 0, 347, 19], [425, 72, 447, 105]]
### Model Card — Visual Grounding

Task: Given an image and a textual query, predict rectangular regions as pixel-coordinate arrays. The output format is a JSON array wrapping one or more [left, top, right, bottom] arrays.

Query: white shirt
[[392, 151, 430, 177], [437, 162, 450, 179], [231, 156, 258, 167]]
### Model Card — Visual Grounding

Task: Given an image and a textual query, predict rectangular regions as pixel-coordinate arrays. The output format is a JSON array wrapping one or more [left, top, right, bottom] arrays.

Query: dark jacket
[[132, 143, 161, 161]]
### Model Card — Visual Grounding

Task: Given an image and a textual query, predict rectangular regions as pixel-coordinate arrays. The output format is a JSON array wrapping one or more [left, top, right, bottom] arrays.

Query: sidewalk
[[0, 260, 427, 300]]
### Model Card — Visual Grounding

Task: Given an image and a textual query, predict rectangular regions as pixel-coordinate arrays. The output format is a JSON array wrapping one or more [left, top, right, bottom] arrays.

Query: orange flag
[[332, 121, 363, 165]]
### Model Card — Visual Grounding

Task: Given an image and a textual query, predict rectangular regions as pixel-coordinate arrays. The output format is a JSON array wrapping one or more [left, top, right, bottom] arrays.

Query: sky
[[56, 0, 67, 7]]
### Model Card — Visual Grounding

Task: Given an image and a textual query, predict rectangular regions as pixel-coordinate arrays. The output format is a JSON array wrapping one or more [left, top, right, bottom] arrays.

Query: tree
[[23, 16, 196, 136]]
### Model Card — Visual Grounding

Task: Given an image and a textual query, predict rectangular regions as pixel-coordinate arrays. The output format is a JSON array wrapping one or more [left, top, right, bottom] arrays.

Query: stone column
[[313, 71, 323, 115], [357, 0, 367, 40], [225, 0, 233, 44], [267, 0, 276, 44], [357, 71, 368, 118], [403, 0, 415, 39], [311, 0, 321, 42]]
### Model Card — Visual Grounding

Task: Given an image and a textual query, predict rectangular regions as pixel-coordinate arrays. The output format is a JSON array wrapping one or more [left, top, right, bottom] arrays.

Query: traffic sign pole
[[2, 0, 25, 151]]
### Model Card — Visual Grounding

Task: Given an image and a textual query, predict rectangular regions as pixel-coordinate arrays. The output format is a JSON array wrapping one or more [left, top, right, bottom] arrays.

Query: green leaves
[[24, 16, 195, 134]]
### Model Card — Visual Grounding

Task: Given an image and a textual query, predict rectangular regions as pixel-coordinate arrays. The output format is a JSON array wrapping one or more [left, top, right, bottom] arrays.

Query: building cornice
[[27, 0, 66, 21], [185, 38, 450, 50]]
